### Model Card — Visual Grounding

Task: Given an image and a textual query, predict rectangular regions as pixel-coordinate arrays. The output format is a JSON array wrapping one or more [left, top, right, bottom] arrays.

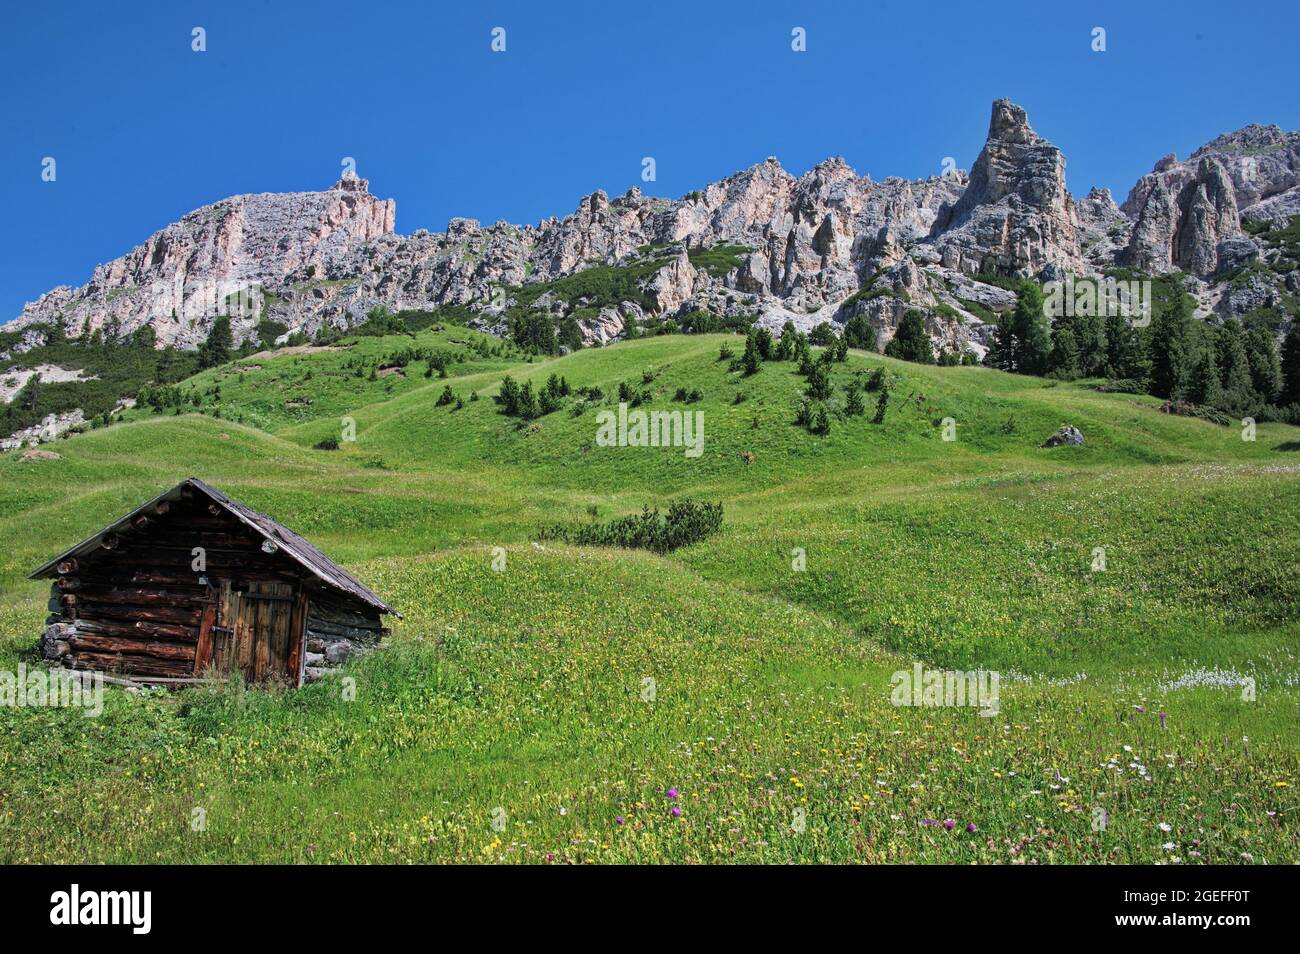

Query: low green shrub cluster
[[538, 498, 723, 553], [496, 373, 570, 419]]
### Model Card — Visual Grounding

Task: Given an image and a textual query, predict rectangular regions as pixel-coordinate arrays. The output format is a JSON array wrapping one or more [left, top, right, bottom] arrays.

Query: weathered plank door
[[196, 581, 305, 684]]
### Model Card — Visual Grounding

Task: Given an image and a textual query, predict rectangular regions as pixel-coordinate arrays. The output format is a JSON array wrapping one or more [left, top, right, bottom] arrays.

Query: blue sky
[[3, 0, 1297, 323]]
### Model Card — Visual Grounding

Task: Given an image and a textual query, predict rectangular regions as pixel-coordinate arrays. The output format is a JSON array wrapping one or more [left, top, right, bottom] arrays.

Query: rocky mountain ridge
[[6, 100, 1299, 361]]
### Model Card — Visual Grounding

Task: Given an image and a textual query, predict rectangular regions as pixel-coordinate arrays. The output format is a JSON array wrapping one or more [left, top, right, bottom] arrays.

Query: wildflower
[[943, 820, 955, 829], [615, 816, 625, 826], [1157, 822, 1172, 832], [670, 805, 682, 818], [666, 787, 679, 800], [966, 823, 978, 833], [1159, 712, 1167, 730]]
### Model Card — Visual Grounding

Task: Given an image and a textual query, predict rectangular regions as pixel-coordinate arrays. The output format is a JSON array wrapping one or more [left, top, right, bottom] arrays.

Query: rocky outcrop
[[11, 173, 395, 349], [648, 248, 698, 313], [576, 307, 627, 347], [1120, 124, 1300, 281], [1173, 158, 1241, 276], [4, 158, 953, 352], [5, 100, 1297, 363], [930, 99, 1083, 279], [1240, 184, 1300, 226], [1076, 187, 1130, 269], [1, 365, 94, 404], [1040, 425, 1084, 448], [0, 410, 86, 451], [1122, 156, 1242, 278], [1122, 125, 1300, 220], [1123, 177, 1178, 273]]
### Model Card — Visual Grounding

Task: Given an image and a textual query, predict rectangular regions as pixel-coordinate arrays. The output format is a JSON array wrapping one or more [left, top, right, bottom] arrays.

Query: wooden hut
[[30, 478, 397, 686]]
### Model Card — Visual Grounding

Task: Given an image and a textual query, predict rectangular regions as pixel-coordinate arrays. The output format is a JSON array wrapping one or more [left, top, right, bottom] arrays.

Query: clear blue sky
[[3, 0, 1297, 323]]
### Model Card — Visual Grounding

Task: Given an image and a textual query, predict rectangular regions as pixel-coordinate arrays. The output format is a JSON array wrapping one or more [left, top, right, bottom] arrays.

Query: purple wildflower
[[666, 787, 679, 800]]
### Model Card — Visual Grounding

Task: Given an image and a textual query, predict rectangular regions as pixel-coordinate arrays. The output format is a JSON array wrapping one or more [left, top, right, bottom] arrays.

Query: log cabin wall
[[303, 589, 385, 681], [40, 491, 306, 681]]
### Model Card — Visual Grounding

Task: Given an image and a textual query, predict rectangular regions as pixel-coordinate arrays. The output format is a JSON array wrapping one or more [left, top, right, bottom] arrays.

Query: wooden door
[[195, 580, 305, 684]]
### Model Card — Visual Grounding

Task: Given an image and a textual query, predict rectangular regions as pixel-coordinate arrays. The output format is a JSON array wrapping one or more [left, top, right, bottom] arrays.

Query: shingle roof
[[29, 478, 397, 617]]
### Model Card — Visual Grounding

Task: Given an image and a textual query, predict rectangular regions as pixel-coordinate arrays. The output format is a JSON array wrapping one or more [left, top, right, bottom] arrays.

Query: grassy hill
[[0, 332, 1296, 863]]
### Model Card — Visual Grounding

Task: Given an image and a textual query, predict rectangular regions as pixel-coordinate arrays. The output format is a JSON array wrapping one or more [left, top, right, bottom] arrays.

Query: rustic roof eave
[[29, 478, 400, 619]]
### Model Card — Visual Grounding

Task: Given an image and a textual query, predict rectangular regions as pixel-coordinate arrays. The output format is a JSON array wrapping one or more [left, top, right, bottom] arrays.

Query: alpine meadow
[[1, 3, 1298, 879]]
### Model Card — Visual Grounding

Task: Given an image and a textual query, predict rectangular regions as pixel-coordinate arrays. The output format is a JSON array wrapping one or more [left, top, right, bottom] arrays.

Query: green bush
[[843, 314, 877, 351], [538, 499, 723, 554], [809, 322, 835, 346]]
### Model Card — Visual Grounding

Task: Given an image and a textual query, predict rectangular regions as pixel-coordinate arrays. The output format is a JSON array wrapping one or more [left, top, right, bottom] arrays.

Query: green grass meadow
[[0, 331, 1296, 863]]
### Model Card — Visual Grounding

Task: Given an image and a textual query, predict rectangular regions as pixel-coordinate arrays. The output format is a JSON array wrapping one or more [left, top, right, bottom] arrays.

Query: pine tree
[[774, 321, 798, 360], [197, 316, 233, 370], [1048, 324, 1081, 379], [805, 362, 833, 400], [809, 322, 835, 346], [1147, 290, 1194, 398], [1012, 281, 1051, 375], [986, 312, 1015, 371], [1244, 324, 1282, 404], [811, 404, 831, 435], [742, 334, 762, 375], [791, 330, 811, 366], [517, 380, 539, 419], [883, 310, 934, 364], [1104, 312, 1145, 380], [15, 374, 40, 412], [497, 375, 521, 415], [843, 314, 877, 351], [872, 386, 890, 424], [1188, 347, 1223, 407], [844, 383, 865, 416], [1281, 322, 1300, 407], [1216, 320, 1257, 413], [1072, 311, 1108, 377], [986, 282, 1050, 374]]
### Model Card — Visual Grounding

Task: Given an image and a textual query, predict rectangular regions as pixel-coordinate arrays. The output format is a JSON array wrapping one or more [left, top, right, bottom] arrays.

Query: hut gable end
[[31, 478, 395, 686]]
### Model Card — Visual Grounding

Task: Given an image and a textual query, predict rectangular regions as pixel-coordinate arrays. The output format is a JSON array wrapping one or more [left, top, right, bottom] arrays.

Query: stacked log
[[40, 502, 218, 678], [37, 490, 390, 686], [303, 594, 383, 681]]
